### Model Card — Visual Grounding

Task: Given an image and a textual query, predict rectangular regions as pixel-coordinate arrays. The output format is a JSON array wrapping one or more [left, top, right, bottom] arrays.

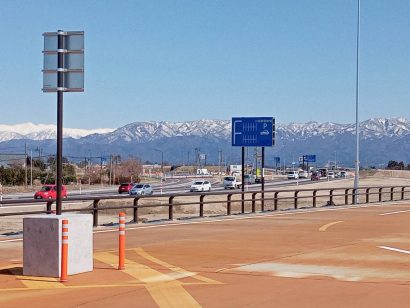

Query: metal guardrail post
[[251, 192, 257, 213], [390, 187, 394, 201], [345, 189, 349, 205], [366, 188, 370, 203], [379, 188, 383, 202], [200, 194, 205, 217], [133, 198, 139, 223], [227, 194, 232, 215], [46, 201, 53, 214], [352, 189, 357, 205], [93, 199, 99, 227], [294, 191, 299, 209], [168, 196, 174, 220], [274, 192, 279, 211], [329, 189, 334, 205], [241, 192, 245, 214], [313, 190, 317, 208], [401, 187, 405, 200]]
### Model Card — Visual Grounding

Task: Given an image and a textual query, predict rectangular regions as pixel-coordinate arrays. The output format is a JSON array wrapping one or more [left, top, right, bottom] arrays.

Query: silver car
[[129, 184, 153, 196]]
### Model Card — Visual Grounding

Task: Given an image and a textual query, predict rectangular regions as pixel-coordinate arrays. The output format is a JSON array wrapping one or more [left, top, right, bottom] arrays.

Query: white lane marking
[[379, 209, 410, 216], [0, 201, 408, 244], [378, 246, 410, 255]]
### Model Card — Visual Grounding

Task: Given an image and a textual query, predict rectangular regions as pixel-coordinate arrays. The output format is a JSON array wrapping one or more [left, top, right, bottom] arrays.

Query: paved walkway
[[0, 201, 409, 307]]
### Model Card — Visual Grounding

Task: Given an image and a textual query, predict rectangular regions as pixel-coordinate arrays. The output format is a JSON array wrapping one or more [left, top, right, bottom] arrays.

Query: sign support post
[[241, 147, 245, 213], [261, 147, 265, 211], [42, 30, 84, 215], [56, 30, 64, 215]]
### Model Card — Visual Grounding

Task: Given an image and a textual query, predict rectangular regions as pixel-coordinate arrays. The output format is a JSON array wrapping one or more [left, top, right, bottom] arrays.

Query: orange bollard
[[118, 212, 125, 270], [60, 219, 68, 282]]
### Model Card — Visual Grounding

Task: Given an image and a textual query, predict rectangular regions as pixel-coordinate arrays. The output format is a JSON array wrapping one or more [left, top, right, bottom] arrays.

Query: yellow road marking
[[8, 268, 64, 289], [135, 248, 222, 285], [94, 251, 202, 308], [319, 221, 344, 232]]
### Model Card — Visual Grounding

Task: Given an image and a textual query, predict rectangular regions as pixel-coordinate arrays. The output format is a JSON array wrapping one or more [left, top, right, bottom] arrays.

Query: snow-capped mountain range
[[0, 118, 409, 166], [0, 123, 114, 142], [1, 117, 409, 143]]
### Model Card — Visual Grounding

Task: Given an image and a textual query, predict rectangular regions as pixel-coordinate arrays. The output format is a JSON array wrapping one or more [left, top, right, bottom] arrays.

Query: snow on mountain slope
[[0, 123, 115, 142], [91, 117, 410, 144], [0, 118, 409, 143]]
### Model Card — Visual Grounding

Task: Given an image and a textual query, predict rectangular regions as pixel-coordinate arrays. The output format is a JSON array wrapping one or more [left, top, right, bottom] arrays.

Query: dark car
[[34, 185, 67, 199], [311, 172, 321, 181], [118, 183, 134, 194]]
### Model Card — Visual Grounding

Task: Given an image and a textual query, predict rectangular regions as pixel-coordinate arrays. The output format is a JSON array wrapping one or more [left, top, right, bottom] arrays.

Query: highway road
[[0, 176, 331, 204]]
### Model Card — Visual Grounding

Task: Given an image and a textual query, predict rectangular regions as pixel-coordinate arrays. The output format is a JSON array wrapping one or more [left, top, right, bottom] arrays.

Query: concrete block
[[23, 214, 93, 277]]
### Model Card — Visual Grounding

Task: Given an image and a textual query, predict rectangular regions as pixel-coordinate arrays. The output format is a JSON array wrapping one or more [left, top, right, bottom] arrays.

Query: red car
[[34, 185, 68, 199], [118, 183, 134, 194]]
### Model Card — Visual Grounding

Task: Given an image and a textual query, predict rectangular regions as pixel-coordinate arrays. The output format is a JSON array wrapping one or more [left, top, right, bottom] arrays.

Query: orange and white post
[[118, 212, 125, 270], [60, 219, 69, 282]]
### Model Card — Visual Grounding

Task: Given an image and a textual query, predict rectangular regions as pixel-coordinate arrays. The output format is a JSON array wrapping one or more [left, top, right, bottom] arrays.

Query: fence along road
[[1, 184, 410, 228]]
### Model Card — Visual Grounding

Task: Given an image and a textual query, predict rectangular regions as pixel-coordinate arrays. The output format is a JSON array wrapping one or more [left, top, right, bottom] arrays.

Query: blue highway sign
[[232, 117, 275, 147], [303, 155, 316, 162]]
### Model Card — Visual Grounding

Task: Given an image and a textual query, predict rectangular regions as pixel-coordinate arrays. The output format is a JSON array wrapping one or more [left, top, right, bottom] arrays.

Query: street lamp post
[[354, 0, 361, 203], [153, 149, 164, 177]]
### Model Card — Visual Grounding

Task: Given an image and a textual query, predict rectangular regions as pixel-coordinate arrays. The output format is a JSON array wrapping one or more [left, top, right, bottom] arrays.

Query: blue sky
[[0, 0, 409, 129]]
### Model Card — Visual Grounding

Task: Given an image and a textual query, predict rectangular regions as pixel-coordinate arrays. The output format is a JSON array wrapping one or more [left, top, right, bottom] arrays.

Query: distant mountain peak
[[0, 118, 409, 144], [0, 122, 115, 142]]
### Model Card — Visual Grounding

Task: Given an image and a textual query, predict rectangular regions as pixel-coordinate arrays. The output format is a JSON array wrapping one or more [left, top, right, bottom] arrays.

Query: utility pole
[[30, 149, 33, 187], [161, 151, 164, 178], [334, 151, 337, 170], [112, 155, 117, 185], [24, 143, 27, 189], [218, 150, 222, 179], [109, 154, 113, 185], [100, 153, 103, 186]]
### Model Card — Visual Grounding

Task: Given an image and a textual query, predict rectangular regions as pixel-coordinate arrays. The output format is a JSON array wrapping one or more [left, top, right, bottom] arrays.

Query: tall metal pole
[[161, 151, 164, 177], [56, 30, 64, 215], [30, 149, 33, 187], [354, 0, 360, 203], [24, 143, 27, 189], [241, 147, 245, 213], [261, 147, 265, 211]]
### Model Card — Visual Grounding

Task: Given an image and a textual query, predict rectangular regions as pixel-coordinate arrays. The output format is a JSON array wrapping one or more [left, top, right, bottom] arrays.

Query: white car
[[338, 171, 347, 178], [328, 171, 335, 179], [287, 171, 299, 180], [190, 180, 211, 192], [298, 170, 309, 179]]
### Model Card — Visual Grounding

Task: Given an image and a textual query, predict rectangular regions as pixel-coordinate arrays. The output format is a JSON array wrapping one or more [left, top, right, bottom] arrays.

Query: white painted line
[[378, 246, 410, 255], [379, 209, 410, 216]]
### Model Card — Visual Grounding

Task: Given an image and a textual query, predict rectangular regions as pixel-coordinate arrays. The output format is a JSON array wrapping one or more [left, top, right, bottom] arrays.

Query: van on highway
[[287, 171, 299, 180]]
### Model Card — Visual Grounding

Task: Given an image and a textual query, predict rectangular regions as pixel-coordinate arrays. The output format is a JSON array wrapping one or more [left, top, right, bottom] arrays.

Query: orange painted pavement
[[0, 202, 409, 307]]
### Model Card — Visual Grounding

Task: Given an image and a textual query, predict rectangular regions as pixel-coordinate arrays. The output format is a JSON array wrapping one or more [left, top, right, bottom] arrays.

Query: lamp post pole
[[354, 0, 361, 203]]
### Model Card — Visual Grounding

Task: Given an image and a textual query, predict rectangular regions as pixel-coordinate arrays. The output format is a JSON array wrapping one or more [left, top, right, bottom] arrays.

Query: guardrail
[[1, 185, 410, 227]]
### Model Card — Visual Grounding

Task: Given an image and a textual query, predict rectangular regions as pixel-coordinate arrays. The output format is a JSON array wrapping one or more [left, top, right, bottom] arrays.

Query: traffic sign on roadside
[[304, 155, 316, 163], [232, 117, 275, 147]]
